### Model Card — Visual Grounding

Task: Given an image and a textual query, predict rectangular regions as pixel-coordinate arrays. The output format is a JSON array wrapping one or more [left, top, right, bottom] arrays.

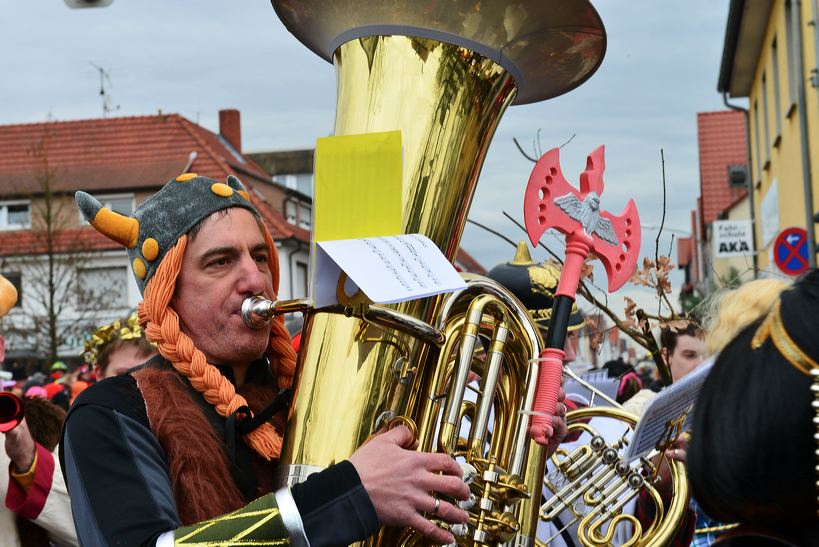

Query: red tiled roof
[[0, 114, 270, 196], [697, 110, 748, 227], [0, 113, 309, 246], [0, 227, 119, 256], [455, 248, 486, 275]]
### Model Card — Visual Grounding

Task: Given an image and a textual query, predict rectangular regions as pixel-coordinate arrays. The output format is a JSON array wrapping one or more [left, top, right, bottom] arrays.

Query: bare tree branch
[[466, 219, 518, 248], [513, 137, 539, 163]]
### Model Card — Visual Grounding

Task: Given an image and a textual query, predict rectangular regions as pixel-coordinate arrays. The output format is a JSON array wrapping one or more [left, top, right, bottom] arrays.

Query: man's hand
[[545, 388, 569, 457], [349, 426, 470, 545], [4, 418, 36, 473]]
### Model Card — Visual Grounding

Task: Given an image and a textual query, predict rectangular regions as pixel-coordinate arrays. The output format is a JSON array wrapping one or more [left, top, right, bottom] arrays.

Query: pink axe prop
[[523, 145, 641, 444]]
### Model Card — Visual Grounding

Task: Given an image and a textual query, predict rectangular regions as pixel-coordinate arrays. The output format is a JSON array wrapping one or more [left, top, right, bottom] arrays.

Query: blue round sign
[[773, 227, 809, 276]]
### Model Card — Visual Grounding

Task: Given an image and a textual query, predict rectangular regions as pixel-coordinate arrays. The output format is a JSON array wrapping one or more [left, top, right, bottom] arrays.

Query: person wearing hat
[[688, 269, 819, 544], [486, 241, 586, 384], [81, 311, 158, 380], [0, 274, 78, 546], [61, 174, 470, 546], [48, 361, 67, 383]]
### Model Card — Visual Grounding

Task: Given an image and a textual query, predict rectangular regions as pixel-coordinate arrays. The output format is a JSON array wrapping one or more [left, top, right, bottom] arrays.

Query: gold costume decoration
[[81, 312, 150, 366], [751, 297, 819, 517], [752, 300, 819, 375]]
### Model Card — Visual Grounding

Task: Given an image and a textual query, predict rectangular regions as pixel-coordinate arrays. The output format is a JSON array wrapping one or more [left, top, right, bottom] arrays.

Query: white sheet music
[[624, 356, 715, 461], [315, 234, 466, 307]]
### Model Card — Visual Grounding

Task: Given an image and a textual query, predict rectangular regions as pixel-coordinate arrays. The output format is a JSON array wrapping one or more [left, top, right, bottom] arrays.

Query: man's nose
[[236, 254, 267, 295]]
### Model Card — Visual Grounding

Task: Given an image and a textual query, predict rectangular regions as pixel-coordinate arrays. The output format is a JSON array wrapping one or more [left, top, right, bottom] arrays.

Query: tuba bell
[[0, 392, 24, 433], [266, 1, 608, 545]]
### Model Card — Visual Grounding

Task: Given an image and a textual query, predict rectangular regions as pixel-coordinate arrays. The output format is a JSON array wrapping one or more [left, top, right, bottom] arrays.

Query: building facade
[[719, 0, 819, 274]]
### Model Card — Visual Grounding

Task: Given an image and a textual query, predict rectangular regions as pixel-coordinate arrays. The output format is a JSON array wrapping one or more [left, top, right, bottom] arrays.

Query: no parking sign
[[773, 227, 810, 276]]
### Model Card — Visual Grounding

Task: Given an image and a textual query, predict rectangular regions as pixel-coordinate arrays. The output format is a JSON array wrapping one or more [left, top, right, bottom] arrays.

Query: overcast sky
[[0, 1, 735, 325]]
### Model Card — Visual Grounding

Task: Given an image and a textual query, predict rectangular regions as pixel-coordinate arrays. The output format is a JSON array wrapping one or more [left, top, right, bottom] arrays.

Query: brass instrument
[[265, 1, 608, 545], [537, 372, 689, 547], [0, 392, 24, 433]]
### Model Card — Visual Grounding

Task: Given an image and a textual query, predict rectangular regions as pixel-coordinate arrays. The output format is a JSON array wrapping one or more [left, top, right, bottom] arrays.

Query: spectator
[[689, 269, 819, 544]]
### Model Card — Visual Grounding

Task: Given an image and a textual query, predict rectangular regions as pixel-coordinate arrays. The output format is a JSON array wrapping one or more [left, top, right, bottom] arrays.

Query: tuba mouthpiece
[[241, 295, 315, 329], [241, 295, 275, 329]]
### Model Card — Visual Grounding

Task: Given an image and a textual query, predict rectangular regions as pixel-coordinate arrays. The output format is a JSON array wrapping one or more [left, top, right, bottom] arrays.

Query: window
[[0, 272, 22, 307], [771, 38, 782, 141], [0, 201, 31, 230], [77, 266, 128, 309], [761, 72, 770, 164], [285, 200, 297, 225], [298, 204, 311, 230], [79, 194, 134, 224], [274, 173, 313, 197], [285, 200, 312, 229]]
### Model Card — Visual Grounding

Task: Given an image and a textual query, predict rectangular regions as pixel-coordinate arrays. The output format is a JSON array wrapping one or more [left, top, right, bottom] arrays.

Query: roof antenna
[[90, 63, 120, 117]]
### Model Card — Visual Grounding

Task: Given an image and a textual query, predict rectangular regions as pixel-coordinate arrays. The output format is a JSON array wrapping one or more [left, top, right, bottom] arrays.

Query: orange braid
[[261, 225, 297, 389], [137, 224, 297, 461]]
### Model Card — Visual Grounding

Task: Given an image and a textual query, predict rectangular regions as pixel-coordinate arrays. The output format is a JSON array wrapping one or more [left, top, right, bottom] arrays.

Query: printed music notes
[[315, 234, 466, 307]]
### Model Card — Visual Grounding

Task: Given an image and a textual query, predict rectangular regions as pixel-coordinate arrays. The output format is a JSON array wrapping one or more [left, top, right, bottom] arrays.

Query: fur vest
[[132, 361, 284, 525]]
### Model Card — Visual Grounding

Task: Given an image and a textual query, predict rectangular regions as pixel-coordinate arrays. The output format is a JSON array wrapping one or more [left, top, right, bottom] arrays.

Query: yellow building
[[719, 0, 819, 274]]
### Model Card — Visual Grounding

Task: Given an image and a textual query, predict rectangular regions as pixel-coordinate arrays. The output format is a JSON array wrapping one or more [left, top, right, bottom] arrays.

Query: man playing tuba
[[61, 174, 478, 546]]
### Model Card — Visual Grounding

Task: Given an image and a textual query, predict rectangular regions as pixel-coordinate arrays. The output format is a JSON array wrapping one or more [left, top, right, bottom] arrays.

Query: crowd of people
[[0, 172, 817, 546]]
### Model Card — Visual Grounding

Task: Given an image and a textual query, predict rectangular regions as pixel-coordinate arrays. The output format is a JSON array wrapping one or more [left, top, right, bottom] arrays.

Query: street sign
[[713, 220, 754, 258], [773, 227, 810, 276]]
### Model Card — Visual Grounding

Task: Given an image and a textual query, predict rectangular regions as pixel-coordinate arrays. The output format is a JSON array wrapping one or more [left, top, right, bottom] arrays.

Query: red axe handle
[[529, 235, 591, 444]]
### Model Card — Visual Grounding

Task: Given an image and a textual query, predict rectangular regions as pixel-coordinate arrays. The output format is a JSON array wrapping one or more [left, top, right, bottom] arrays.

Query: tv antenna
[[90, 63, 120, 117]]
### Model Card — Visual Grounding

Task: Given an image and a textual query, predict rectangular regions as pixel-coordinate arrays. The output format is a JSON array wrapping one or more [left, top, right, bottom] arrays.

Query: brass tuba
[[266, 1, 607, 545]]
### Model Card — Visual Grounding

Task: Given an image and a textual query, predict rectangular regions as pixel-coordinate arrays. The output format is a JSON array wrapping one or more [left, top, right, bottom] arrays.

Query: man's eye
[[209, 258, 228, 267], [254, 254, 268, 264]]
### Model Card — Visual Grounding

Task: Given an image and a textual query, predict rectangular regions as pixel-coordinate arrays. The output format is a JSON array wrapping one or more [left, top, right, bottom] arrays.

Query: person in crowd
[[81, 311, 158, 380], [624, 322, 705, 416], [602, 356, 644, 404], [0, 273, 77, 546], [686, 277, 791, 545], [61, 174, 524, 546], [689, 269, 819, 545], [48, 362, 67, 384]]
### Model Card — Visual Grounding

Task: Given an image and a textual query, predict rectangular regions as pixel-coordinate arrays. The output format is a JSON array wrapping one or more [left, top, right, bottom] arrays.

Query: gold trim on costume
[[752, 300, 819, 375]]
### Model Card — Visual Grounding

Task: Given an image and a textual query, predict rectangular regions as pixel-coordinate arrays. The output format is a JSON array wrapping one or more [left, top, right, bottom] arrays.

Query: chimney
[[219, 109, 241, 153]]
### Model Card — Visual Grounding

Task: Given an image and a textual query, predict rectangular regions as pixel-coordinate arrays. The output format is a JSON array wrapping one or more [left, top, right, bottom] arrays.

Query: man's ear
[[660, 346, 669, 364]]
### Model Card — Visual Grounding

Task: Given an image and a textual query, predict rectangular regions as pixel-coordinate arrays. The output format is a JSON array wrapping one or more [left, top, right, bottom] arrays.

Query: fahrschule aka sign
[[713, 220, 754, 258]]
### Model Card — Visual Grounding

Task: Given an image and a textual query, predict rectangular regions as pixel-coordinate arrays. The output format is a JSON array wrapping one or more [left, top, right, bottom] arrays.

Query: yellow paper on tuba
[[313, 130, 403, 242]]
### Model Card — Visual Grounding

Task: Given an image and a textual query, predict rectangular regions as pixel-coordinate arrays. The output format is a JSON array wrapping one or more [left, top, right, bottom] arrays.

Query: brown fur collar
[[132, 365, 282, 524]]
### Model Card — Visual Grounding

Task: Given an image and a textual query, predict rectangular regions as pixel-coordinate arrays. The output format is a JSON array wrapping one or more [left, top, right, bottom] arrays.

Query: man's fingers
[[407, 512, 456, 545], [424, 452, 463, 476], [422, 472, 471, 501], [430, 498, 469, 525], [378, 424, 415, 448]]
